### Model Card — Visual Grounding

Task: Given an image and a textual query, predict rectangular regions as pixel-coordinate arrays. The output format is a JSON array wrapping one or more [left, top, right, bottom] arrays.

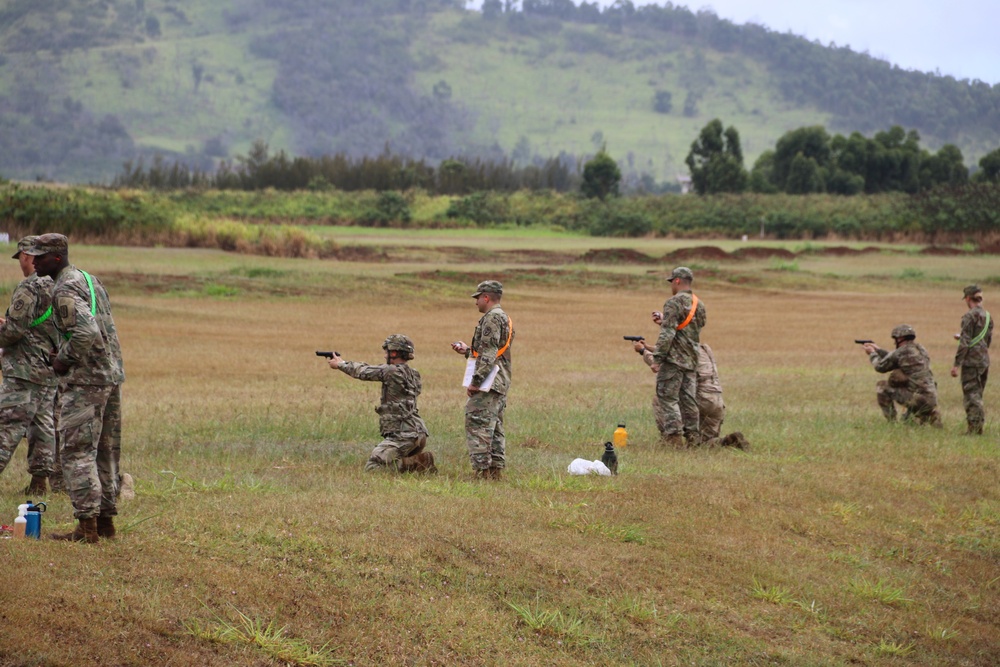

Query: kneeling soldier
[[328, 335, 435, 473], [862, 324, 942, 427]]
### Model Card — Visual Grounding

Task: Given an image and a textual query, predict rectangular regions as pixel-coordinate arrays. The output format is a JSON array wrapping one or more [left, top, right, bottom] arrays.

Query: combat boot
[[23, 474, 48, 496], [49, 473, 64, 493], [97, 515, 116, 539], [660, 434, 686, 450], [398, 451, 437, 474], [487, 467, 503, 481], [50, 517, 99, 544], [720, 432, 750, 451]]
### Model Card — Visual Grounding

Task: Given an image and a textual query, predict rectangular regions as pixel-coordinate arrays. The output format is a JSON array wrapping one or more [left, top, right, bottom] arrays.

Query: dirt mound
[[977, 243, 1000, 254], [730, 246, 796, 260], [663, 246, 731, 261], [920, 246, 967, 256], [579, 248, 657, 264]]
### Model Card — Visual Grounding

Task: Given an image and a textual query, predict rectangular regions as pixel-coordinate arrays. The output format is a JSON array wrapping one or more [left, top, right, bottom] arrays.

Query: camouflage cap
[[668, 266, 694, 281], [11, 235, 39, 259], [471, 280, 503, 297], [22, 233, 69, 256], [963, 284, 982, 299]]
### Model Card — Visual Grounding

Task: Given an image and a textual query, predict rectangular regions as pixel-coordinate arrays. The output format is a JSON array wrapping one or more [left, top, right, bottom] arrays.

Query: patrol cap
[[471, 280, 503, 297], [668, 266, 694, 281], [12, 235, 38, 259], [963, 284, 982, 299], [23, 233, 69, 256]]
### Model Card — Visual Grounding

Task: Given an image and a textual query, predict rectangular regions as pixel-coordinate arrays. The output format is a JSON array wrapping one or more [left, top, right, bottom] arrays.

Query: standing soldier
[[0, 236, 59, 495], [862, 324, 942, 427], [951, 285, 992, 435], [451, 280, 513, 480], [26, 234, 125, 543], [652, 267, 706, 448], [327, 334, 435, 473]]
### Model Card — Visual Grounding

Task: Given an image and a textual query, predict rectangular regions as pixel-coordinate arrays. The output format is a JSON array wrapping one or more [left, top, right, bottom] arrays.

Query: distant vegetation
[[0, 0, 998, 182]]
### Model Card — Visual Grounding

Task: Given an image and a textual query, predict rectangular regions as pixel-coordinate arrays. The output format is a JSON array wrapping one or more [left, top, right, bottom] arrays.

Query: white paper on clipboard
[[462, 357, 499, 391]]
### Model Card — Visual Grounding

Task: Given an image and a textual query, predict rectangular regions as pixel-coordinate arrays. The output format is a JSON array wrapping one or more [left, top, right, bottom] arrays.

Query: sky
[[466, 1, 1000, 85]]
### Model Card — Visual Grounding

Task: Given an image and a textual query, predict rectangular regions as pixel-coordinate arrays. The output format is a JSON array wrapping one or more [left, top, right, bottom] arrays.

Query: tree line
[[685, 120, 1000, 196]]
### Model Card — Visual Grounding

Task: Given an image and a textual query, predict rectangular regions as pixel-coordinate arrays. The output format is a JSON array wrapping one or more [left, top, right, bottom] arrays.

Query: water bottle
[[613, 422, 628, 449], [25, 502, 46, 539], [13, 507, 27, 539]]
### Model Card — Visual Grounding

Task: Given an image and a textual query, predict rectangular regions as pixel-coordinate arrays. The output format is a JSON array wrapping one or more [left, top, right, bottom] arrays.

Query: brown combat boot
[[50, 517, 99, 544], [49, 473, 64, 493], [487, 467, 503, 481], [398, 451, 437, 474], [23, 474, 48, 496], [660, 434, 686, 450], [720, 432, 750, 451], [97, 515, 116, 539]]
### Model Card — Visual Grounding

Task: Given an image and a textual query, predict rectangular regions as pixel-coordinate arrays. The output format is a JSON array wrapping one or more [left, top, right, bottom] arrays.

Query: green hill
[[1, 0, 998, 184]]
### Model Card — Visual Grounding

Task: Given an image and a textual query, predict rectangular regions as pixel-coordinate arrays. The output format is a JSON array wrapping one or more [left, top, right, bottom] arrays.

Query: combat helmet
[[890, 324, 916, 340], [382, 334, 415, 359]]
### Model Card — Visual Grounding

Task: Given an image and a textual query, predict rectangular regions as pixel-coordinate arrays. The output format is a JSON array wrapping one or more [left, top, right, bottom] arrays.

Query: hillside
[[0, 0, 998, 184]]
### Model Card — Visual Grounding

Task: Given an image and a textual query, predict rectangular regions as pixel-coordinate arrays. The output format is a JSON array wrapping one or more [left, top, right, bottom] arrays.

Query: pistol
[[315, 351, 340, 358], [854, 339, 874, 345], [623, 336, 645, 342]]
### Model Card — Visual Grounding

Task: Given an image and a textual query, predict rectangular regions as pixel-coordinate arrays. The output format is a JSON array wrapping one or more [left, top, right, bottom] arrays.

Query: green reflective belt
[[29, 305, 53, 328], [969, 311, 991, 347], [62, 269, 98, 340]]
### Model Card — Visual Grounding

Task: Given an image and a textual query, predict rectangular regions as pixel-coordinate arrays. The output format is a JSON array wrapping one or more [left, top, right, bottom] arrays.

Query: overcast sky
[[466, 1, 1000, 84]]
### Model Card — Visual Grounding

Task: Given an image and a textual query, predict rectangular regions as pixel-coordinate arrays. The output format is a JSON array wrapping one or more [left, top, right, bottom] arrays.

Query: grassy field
[[0, 236, 997, 666]]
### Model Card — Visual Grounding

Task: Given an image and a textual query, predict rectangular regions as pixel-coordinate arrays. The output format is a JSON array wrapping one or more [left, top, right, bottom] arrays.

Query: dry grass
[[0, 243, 997, 666]]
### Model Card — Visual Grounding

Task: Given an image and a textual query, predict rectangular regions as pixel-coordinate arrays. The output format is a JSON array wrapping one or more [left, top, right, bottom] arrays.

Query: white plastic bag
[[567, 458, 612, 476]]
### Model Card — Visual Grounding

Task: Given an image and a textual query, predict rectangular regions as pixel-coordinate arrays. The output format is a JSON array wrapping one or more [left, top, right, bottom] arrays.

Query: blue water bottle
[[25, 501, 46, 539]]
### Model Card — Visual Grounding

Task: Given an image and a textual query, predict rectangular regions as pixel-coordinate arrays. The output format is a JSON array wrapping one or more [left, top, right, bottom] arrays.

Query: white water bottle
[[13, 508, 27, 539]]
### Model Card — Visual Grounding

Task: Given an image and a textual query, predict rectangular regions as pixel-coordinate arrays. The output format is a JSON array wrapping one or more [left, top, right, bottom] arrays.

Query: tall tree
[[685, 119, 747, 194], [581, 146, 621, 200]]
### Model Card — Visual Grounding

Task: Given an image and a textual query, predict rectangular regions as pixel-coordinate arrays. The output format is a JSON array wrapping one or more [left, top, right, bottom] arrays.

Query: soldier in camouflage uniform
[[0, 236, 59, 495], [634, 337, 747, 449], [652, 267, 706, 448], [327, 334, 435, 473], [950, 285, 992, 435], [451, 280, 513, 479], [862, 324, 942, 427], [26, 234, 125, 544]]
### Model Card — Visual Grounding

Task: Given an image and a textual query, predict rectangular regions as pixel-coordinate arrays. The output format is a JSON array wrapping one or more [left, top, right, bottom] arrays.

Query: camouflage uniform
[[465, 287, 513, 472], [0, 270, 59, 479], [653, 287, 706, 444], [337, 360, 429, 471], [870, 342, 941, 427], [641, 343, 724, 441], [48, 264, 125, 520], [954, 301, 992, 434]]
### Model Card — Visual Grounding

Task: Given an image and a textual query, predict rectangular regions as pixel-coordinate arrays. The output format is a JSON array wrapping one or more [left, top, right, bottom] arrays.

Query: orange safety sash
[[676, 295, 699, 331], [472, 316, 513, 359]]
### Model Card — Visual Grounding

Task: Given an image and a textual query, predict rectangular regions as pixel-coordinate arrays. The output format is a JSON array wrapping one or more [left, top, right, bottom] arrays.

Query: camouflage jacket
[[954, 306, 992, 368], [696, 343, 722, 394], [338, 361, 428, 438], [653, 290, 706, 370], [467, 304, 513, 395], [642, 342, 721, 396], [51, 265, 125, 386], [870, 342, 937, 400], [0, 273, 59, 386]]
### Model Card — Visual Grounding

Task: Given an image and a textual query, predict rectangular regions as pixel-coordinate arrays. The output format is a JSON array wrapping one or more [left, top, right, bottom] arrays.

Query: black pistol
[[316, 351, 339, 358], [854, 339, 874, 345], [623, 336, 645, 342]]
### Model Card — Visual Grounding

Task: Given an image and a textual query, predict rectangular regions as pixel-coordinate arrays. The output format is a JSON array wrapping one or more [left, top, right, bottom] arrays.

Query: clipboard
[[462, 357, 499, 391]]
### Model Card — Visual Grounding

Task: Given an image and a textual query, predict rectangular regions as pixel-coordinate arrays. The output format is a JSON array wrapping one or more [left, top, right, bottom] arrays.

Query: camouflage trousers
[[697, 391, 725, 441], [465, 390, 506, 471], [960, 366, 988, 434], [875, 381, 942, 427], [59, 383, 122, 520], [365, 434, 427, 471], [655, 363, 699, 440], [0, 377, 57, 478]]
